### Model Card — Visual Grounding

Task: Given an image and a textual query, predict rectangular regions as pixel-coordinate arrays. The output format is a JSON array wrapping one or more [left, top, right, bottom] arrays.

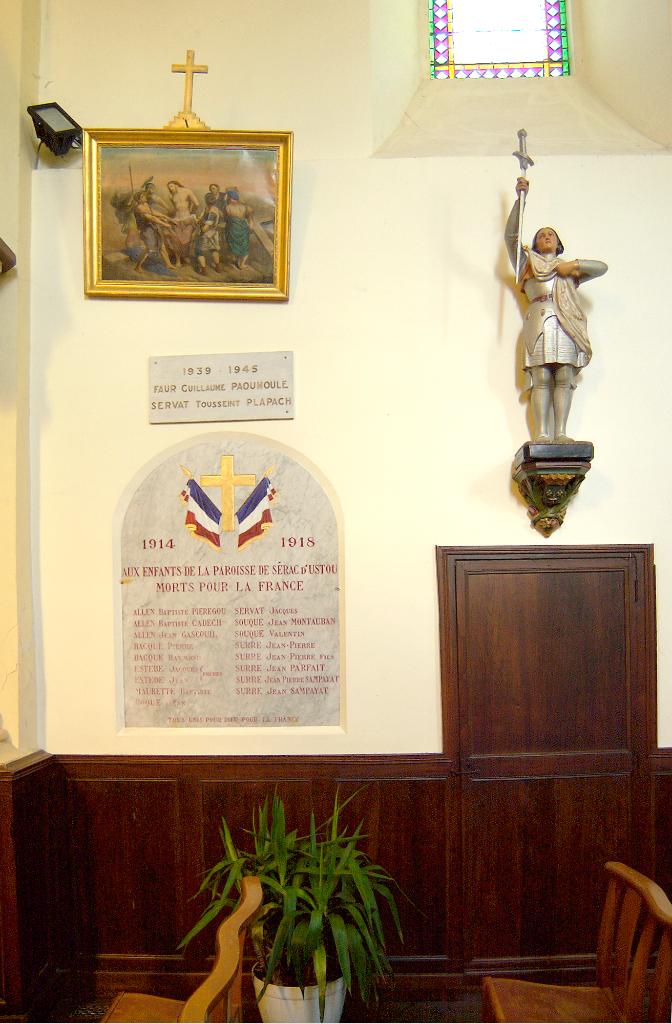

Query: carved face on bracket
[[542, 482, 566, 506]]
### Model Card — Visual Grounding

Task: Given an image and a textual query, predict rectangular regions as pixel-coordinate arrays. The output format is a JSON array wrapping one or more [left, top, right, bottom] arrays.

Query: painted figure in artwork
[[223, 188, 253, 270], [166, 180, 200, 267], [204, 182, 227, 251], [205, 182, 226, 214], [195, 196, 222, 275], [132, 186, 173, 272], [505, 177, 608, 443]]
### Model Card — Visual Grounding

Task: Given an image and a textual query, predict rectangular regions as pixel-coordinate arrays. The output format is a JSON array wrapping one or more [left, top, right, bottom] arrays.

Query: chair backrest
[[179, 876, 263, 1023], [595, 862, 672, 1023]]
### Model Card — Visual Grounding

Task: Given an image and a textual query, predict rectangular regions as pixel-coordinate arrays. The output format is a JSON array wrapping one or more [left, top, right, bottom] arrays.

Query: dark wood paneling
[[652, 751, 672, 896], [458, 565, 628, 755], [1, 745, 669, 1014], [0, 767, 20, 1012], [69, 778, 185, 958], [0, 752, 70, 1020], [59, 755, 459, 996], [437, 545, 657, 979], [198, 775, 458, 967], [437, 546, 657, 760], [463, 776, 631, 971]]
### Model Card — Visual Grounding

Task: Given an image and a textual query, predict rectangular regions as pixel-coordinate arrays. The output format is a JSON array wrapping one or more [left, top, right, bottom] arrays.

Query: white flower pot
[[253, 973, 346, 1024]]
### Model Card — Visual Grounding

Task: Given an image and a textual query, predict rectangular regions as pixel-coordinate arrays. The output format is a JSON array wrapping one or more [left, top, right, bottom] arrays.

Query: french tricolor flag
[[236, 476, 276, 550], [181, 477, 222, 549]]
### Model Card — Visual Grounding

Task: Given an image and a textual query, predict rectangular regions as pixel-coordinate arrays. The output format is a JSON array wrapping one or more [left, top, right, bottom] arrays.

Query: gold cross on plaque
[[165, 49, 210, 129], [201, 457, 256, 533]]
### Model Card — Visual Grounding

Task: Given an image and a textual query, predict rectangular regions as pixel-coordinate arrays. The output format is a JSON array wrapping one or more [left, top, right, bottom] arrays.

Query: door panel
[[437, 546, 656, 978], [459, 566, 628, 756], [464, 776, 631, 965]]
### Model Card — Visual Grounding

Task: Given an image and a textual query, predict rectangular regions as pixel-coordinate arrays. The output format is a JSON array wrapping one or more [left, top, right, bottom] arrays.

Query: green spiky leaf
[[179, 786, 404, 1010]]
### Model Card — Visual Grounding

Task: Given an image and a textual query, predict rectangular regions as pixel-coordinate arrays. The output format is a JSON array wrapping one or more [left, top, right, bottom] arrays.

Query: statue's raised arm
[[506, 176, 608, 444]]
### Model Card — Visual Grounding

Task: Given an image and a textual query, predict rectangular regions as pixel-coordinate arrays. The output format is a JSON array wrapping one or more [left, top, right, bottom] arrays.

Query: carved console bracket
[[513, 441, 594, 536]]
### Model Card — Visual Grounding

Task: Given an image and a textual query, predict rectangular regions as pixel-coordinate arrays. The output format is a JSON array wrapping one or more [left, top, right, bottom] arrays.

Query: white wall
[[579, 0, 672, 147], [38, 0, 373, 162], [0, 0, 41, 757], [27, 0, 672, 754]]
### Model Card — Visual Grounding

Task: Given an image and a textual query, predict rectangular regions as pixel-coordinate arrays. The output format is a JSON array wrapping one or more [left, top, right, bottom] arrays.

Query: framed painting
[[83, 129, 292, 301]]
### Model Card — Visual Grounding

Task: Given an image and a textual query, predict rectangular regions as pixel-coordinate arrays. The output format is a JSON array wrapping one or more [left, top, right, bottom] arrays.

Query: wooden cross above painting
[[83, 128, 292, 301]]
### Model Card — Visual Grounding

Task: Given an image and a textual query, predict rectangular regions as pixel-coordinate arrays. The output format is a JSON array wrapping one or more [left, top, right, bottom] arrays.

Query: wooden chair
[[102, 876, 263, 1024], [482, 862, 672, 1023]]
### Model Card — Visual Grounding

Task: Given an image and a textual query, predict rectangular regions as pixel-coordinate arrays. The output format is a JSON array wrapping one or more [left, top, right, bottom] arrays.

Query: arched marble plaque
[[119, 435, 341, 728]]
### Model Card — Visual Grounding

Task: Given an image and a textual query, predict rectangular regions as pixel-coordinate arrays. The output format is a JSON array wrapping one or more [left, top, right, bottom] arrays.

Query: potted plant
[[179, 789, 404, 1023]]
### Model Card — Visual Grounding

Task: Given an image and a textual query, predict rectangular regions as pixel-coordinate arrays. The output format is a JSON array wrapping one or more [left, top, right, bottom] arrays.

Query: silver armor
[[505, 197, 608, 443]]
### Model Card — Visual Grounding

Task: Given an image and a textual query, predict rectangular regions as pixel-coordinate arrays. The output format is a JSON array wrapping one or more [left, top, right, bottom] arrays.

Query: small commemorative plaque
[[149, 352, 294, 424]]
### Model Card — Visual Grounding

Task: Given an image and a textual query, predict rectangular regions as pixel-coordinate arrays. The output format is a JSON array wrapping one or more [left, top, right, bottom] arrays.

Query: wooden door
[[436, 545, 656, 980]]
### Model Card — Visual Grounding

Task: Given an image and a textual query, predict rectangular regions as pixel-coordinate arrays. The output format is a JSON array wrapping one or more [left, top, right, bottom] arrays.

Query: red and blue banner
[[236, 476, 276, 550], [181, 477, 222, 549]]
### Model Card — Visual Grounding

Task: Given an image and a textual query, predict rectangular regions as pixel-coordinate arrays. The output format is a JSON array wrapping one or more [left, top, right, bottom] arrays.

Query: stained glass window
[[430, 0, 569, 80]]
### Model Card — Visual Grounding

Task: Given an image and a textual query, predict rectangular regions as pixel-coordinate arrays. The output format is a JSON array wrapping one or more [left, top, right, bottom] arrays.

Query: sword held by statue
[[512, 128, 535, 283]]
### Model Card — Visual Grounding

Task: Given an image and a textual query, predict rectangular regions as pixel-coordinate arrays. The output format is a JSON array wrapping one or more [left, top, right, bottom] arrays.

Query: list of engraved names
[[128, 571, 339, 726]]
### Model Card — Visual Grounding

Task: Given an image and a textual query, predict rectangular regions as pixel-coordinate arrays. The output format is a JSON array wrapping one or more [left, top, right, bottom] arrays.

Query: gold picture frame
[[83, 128, 292, 301]]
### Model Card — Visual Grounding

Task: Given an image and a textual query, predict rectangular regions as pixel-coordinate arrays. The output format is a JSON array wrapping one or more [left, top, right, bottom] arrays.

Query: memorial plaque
[[149, 352, 294, 424], [120, 435, 341, 727]]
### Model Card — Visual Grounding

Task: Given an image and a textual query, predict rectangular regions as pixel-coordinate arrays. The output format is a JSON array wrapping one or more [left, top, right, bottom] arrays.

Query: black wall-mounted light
[[27, 102, 82, 159]]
